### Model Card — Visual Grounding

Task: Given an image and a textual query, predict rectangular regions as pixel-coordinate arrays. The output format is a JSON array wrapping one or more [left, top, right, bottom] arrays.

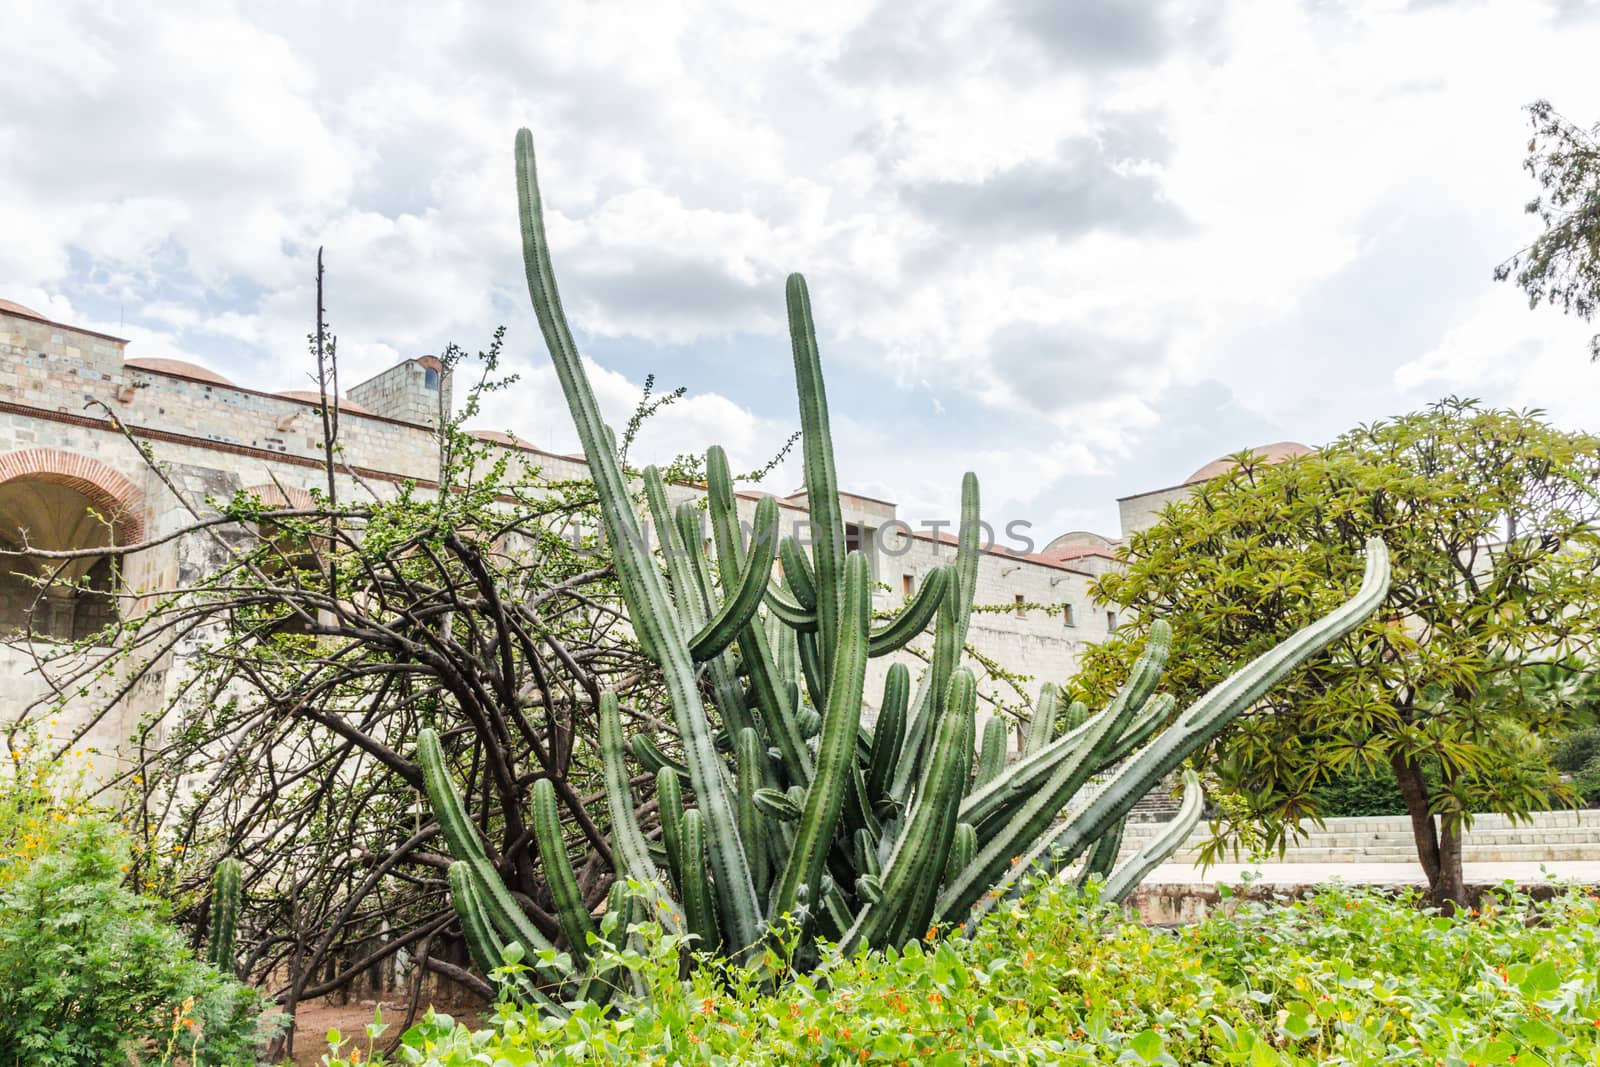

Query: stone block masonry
[[0, 300, 1116, 772]]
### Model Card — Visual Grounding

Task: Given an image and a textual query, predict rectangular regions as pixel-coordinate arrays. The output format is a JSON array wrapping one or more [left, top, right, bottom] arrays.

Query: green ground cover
[[322, 878, 1600, 1067]]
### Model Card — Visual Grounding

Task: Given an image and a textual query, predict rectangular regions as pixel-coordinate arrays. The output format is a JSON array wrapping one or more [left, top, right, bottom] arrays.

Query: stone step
[[1121, 828, 1600, 849], [1155, 843, 1600, 864], [1122, 810, 1600, 838], [1114, 809, 1600, 866]]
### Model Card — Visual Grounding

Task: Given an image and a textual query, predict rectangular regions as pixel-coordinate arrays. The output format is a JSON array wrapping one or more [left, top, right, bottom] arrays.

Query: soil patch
[[282, 997, 487, 1065]]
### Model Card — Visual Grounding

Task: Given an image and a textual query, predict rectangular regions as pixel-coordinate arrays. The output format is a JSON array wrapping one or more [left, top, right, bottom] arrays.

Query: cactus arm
[[943, 539, 1390, 924], [530, 778, 597, 966], [673, 499, 761, 741], [765, 584, 820, 631], [865, 663, 909, 809], [754, 787, 804, 821], [771, 551, 871, 921], [839, 668, 976, 953], [602, 880, 633, 955], [889, 685, 936, 806], [959, 626, 1169, 832], [1024, 683, 1060, 757], [642, 471, 703, 626], [207, 858, 241, 973], [630, 734, 689, 785], [655, 769, 688, 899], [853, 827, 882, 878], [843, 757, 883, 839], [934, 624, 1172, 925], [786, 274, 847, 666], [777, 535, 819, 611], [889, 575, 960, 799], [1062, 700, 1088, 731], [518, 131, 760, 956], [1097, 693, 1176, 769], [1101, 771, 1203, 903], [867, 566, 949, 657], [975, 716, 1008, 789], [420, 728, 568, 976], [704, 446, 750, 578], [755, 667, 815, 786], [448, 861, 506, 978], [689, 495, 780, 661], [948, 823, 977, 887], [598, 693, 684, 932], [735, 727, 771, 898], [417, 728, 490, 867], [462, 855, 568, 981], [796, 629, 827, 710], [678, 809, 723, 953], [767, 610, 800, 685], [897, 673, 979, 944], [1077, 816, 1126, 887], [818, 879, 856, 941], [1036, 538, 1391, 880], [448, 863, 569, 1015]]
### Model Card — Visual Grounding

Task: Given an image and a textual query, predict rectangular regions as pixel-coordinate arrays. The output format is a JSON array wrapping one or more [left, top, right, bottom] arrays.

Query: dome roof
[[0, 298, 45, 320], [1185, 441, 1313, 484], [277, 390, 374, 415], [126, 357, 236, 387], [468, 429, 526, 447], [1041, 530, 1117, 561]]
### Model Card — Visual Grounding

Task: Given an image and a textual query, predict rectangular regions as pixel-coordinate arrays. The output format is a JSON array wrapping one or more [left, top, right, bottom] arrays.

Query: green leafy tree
[[1495, 100, 1600, 361], [1075, 399, 1600, 908]]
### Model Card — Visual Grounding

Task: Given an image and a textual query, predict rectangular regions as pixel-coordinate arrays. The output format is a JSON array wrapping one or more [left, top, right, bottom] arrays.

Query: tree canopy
[[1074, 398, 1600, 907], [1495, 100, 1600, 361]]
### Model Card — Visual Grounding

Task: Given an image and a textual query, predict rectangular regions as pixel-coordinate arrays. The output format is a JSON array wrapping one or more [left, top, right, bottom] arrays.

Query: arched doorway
[[0, 450, 144, 643]]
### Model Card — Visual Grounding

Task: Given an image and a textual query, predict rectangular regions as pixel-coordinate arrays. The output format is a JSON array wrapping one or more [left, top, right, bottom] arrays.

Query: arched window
[[0, 450, 142, 644], [0, 467, 136, 644]]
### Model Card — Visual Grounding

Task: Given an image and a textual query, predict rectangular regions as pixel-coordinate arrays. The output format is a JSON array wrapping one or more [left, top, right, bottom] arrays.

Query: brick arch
[[0, 448, 147, 545], [243, 483, 317, 510]]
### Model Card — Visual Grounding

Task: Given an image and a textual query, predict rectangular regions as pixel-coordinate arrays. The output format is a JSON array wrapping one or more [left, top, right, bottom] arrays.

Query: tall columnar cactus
[[207, 857, 242, 973], [418, 127, 1394, 1008]]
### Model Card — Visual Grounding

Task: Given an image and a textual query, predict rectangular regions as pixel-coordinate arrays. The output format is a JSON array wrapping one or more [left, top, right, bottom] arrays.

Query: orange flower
[[700, 997, 716, 1016]]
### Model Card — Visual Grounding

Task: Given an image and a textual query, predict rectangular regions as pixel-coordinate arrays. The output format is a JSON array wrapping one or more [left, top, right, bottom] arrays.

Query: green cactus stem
[[771, 551, 871, 921], [1025, 684, 1060, 757], [207, 858, 241, 973], [1102, 769, 1204, 903]]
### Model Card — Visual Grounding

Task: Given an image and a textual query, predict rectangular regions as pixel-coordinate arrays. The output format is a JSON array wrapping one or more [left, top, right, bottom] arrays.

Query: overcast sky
[[5, 0, 1599, 539]]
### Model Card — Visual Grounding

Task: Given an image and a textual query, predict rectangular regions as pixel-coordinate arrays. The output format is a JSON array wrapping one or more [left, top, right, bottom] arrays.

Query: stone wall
[[2, 303, 1118, 767]]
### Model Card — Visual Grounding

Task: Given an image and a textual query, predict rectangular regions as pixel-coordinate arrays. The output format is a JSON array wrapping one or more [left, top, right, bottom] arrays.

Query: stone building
[[1115, 441, 1315, 540], [1, 299, 1121, 767]]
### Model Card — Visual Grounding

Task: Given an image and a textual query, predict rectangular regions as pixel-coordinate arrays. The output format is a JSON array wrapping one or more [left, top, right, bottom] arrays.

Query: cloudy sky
[[4, 0, 1599, 538]]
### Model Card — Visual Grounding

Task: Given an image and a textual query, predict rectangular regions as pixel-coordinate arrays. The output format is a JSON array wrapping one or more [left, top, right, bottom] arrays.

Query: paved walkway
[[1142, 860, 1600, 886]]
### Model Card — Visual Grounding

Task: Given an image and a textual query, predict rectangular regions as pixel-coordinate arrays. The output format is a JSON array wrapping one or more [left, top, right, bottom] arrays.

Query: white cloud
[[2, 0, 1598, 537]]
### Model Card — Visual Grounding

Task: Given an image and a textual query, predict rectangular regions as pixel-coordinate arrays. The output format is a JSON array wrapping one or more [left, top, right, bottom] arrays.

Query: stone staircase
[[1117, 809, 1600, 865]]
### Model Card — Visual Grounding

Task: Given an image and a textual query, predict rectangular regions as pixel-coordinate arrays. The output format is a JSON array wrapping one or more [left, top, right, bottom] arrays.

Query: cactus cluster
[[417, 128, 1393, 1005]]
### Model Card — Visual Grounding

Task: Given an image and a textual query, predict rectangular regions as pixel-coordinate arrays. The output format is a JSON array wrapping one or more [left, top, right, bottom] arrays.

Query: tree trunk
[[1390, 752, 1465, 912], [1433, 807, 1466, 913]]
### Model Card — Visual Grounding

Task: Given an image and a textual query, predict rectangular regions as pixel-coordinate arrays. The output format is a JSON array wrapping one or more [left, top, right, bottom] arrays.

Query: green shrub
[[1, 751, 96, 886], [0, 818, 273, 1066], [1553, 727, 1600, 775], [315, 877, 1600, 1066], [1574, 754, 1600, 808], [1310, 765, 1409, 817]]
